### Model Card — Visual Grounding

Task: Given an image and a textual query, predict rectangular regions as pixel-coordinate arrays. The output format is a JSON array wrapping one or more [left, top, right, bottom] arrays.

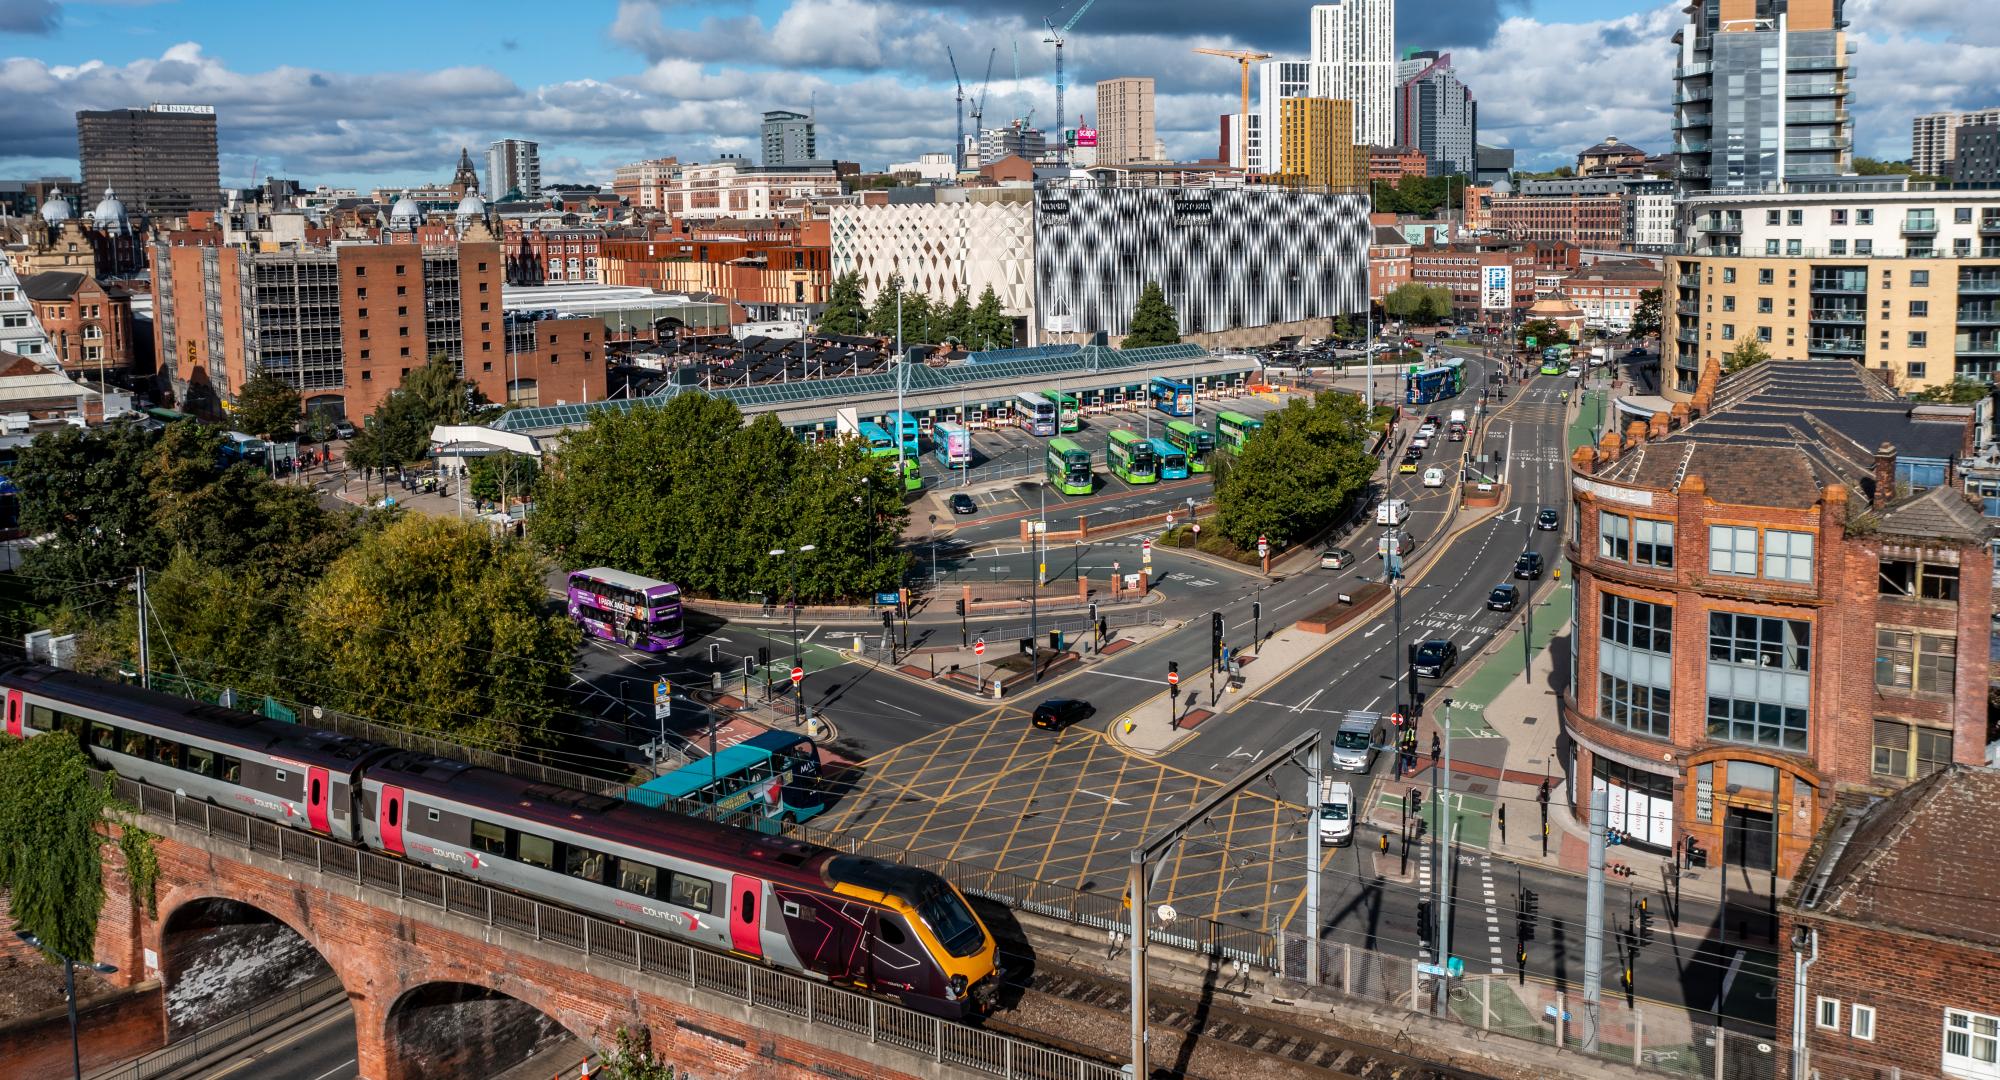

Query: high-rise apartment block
[[1279, 98, 1364, 189], [75, 104, 221, 219], [761, 110, 818, 167], [1952, 125, 2000, 184], [1309, 0, 1395, 148], [486, 139, 542, 201], [1095, 78, 1157, 169], [1253, 60, 1315, 174], [1672, 0, 1852, 194], [1912, 109, 2000, 176], [1393, 51, 1476, 177]]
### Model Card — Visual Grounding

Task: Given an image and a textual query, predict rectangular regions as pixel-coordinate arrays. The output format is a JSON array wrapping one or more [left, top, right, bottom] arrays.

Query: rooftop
[[1791, 766, 2000, 951]]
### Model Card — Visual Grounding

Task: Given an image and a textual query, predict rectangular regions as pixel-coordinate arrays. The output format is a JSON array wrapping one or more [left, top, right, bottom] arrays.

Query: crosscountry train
[[0, 662, 1001, 1018]]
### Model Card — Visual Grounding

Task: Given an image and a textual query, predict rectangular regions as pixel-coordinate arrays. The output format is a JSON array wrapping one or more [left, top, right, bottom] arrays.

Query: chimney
[[1625, 420, 1648, 450], [1872, 442, 1897, 510]]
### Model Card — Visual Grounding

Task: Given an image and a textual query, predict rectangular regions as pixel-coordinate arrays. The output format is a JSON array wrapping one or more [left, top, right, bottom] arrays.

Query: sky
[[1, 0, 1997, 191]]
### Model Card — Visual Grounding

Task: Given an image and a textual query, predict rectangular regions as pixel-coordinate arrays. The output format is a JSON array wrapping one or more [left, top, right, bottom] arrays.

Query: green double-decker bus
[[1042, 391, 1081, 433], [1215, 411, 1263, 454], [1046, 438, 1094, 495], [1105, 429, 1158, 485], [1163, 419, 1215, 473]]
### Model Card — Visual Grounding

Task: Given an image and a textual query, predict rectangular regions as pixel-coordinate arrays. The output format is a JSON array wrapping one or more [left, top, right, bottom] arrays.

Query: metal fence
[[91, 972, 344, 1080], [119, 778, 1123, 1080]]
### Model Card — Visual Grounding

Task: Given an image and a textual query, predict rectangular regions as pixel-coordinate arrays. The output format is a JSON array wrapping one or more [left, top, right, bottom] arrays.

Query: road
[[170, 999, 357, 1080]]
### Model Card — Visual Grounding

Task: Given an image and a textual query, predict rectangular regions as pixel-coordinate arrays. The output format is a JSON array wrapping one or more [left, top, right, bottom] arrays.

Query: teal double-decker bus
[[886, 411, 922, 455], [1215, 411, 1263, 454], [1149, 438, 1189, 480], [1046, 438, 1093, 495], [1163, 419, 1215, 473], [1105, 429, 1158, 485], [1042, 391, 1081, 433]]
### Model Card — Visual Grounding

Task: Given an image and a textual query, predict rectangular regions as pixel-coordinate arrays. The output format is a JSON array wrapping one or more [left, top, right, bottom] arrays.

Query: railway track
[[988, 954, 1497, 1080]]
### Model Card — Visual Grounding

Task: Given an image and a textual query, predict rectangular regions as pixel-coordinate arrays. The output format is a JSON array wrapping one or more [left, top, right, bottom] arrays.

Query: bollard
[[1123, 719, 1135, 733]]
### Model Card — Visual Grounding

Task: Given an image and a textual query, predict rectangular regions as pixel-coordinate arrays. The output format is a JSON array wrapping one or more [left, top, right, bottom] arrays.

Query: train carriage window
[[563, 845, 606, 884], [471, 821, 507, 855], [187, 747, 217, 778], [61, 713, 85, 740], [220, 756, 242, 783], [152, 739, 182, 769], [386, 800, 399, 827], [615, 859, 659, 898], [89, 723, 117, 750], [29, 704, 54, 730], [120, 730, 147, 757], [669, 872, 713, 913], [427, 808, 439, 821], [514, 832, 556, 870]]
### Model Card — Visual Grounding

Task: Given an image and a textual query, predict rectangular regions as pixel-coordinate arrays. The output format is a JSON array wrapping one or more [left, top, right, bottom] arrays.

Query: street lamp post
[[16, 930, 117, 1080], [769, 545, 816, 726]]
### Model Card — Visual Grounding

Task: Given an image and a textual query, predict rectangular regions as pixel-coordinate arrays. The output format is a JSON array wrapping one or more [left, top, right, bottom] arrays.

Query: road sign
[[1142, 539, 1152, 553], [973, 638, 987, 656], [1167, 670, 1179, 686], [1257, 535, 1269, 558], [1390, 711, 1405, 727], [874, 591, 900, 606], [789, 666, 805, 686], [654, 679, 671, 720]]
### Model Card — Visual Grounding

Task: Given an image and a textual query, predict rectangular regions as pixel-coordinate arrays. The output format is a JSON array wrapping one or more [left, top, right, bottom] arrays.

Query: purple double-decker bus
[[566, 567, 685, 651]]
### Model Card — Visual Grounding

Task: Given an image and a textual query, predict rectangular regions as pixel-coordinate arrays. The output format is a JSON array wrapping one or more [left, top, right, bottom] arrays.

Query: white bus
[[933, 421, 972, 467], [1015, 392, 1057, 437]]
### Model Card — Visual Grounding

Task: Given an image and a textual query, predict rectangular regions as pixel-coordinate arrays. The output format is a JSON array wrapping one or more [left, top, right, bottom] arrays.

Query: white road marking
[[875, 698, 920, 716], [1077, 788, 1131, 806]]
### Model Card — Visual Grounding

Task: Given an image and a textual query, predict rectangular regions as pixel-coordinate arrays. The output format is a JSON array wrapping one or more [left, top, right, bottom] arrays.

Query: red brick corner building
[[1563, 357, 1991, 880], [1778, 766, 2000, 1080]]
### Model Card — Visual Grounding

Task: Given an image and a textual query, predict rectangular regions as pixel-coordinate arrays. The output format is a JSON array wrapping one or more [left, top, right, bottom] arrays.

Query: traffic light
[[741, 655, 754, 676], [1416, 899, 1435, 946], [883, 611, 894, 630], [1518, 888, 1539, 942], [757, 646, 770, 667], [1049, 630, 1061, 652], [1168, 660, 1179, 677], [1088, 601, 1099, 624], [1252, 600, 1262, 622], [1210, 611, 1225, 660], [955, 598, 966, 617], [1636, 903, 1655, 947]]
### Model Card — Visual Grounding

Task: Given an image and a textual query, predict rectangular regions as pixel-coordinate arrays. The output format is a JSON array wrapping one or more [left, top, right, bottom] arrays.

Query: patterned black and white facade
[[1033, 185, 1369, 336]]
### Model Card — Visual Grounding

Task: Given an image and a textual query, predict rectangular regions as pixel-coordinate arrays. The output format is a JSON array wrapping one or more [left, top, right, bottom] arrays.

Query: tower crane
[[1193, 48, 1272, 172], [969, 48, 996, 167], [948, 46, 965, 168], [1043, 0, 1101, 164]]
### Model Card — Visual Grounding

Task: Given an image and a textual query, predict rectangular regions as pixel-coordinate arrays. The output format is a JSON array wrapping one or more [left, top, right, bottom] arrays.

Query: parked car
[[950, 493, 978, 515], [333, 420, 357, 439], [1422, 467, 1445, 488], [1319, 546, 1356, 570], [1487, 583, 1520, 611], [1514, 551, 1545, 579], [1031, 699, 1093, 731], [1410, 639, 1459, 679], [1537, 507, 1560, 530]]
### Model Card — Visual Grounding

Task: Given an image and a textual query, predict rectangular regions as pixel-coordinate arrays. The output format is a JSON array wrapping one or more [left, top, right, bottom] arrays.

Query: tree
[[1913, 378, 1993, 404], [1213, 391, 1377, 549], [13, 420, 167, 609], [865, 276, 904, 338], [1384, 283, 1452, 325], [599, 1027, 681, 1080], [1517, 318, 1567, 348], [469, 453, 540, 507], [818, 271, 867, 336], [943, 291, 973, 345], [1122, 281, 1182, 349], [1630, 288, 1663, 339], [1722, 338, 1770, 374], [1853, 157, 1912, 176], [0, 733, 116, 961], [968, 285, 1012, 351], [348, 356, 482, 469], [299, 515, 578, 752], [233, 372, 303, 442], [900, 292, 934, 346], [1332, 314, 1359, 342]]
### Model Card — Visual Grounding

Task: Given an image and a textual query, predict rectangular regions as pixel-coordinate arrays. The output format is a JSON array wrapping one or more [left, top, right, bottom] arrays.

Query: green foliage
[[469, 453, 541, 506], [1122, 281, 1182, 349], [299, 515, 578, 752], [1383, 283, 1453, 324], [117, 826, 160, 919], [1723, 338, 1771, 374], [865, 276, 904, 338], [1853, 157, 1911, 176], [1213, 391, 1378, 550], [530, 395, 908, 603], [1369, 175, 1474, 217], [600, 1027, 680, 1080], [1517, 319, 1570, 347], [1511, 165, 1575, 183], [968, 286, 1012, 351], [348, 357, 482, 470], [818, 271, 867, 336], [1631, 288, 1663, 339], [1332, 314, 1360, 341], [233, 372, 303, 442], [901, 292, 934, 346], [0, 732, 111, 962], [12, 420, 165, 608], [1912, 378, 1992, 404], [942, 291, 973, 345]]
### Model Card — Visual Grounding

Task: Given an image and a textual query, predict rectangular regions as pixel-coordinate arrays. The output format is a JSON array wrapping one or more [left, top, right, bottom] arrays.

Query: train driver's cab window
[[878, 919, 906, 946]]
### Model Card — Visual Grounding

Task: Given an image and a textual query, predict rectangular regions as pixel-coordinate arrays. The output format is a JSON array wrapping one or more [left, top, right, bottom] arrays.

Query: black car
[[1410, 639, 1458, 679], [950, 493, 978, 515], [1487, 583, 1519, 611], [1514, 551, 1544, 579], [1032, 698, 1093, 731], [1536, 507, 1560, 530]]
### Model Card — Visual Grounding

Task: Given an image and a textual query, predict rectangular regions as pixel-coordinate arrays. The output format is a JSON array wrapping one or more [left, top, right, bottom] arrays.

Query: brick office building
[[1564, 358, 1991, 879], [1778, 767, 2000, 1080], [151, 213, 602, 421], [19, 270, 139, 379], [1410, 241, 1537, 314], [1488, 191, 1625, 246]]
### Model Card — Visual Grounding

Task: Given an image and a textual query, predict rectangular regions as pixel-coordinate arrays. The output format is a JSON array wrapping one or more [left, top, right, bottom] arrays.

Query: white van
[[1331, 715, 1379, 772], [1376, 499, 1410, 526], [1319, 778, 1355, 845], [1378, 528, 1414, 558], [1447, 409, 1468, 426], [1422, 467, 1445, 488]]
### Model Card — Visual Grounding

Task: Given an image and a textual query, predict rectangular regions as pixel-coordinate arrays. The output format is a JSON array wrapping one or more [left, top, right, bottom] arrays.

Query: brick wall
[[0, 983, 166, 1075]]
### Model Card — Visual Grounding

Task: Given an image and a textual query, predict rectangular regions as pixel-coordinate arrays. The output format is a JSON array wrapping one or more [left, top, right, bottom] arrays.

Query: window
[[669, 872, 714, 912], [1787, 239, 1803, 256], [563, 844, 606, 883], [1600, 594, 1674, 738], [1766, 210, 1781, 226], [1722, 324, 1736, 340], [1876, 628, 1956, 694], [1852, 1004, 1875, 1041], [1944, 1009, 2000, 1079], [1910, 361, 1928, 380], [1958, 207, 1975, 225], [1709, 526, 1758, 575], [1857, 209, 1873, 225], [1831, 209, 1848, 225], [1911, 300, 1930, 317], [1758, 327, 1773, 343], [395, 263, 406, 275], [1707, 613, 1811, 750], [1599, 511, 1630, 560], [615, 858, 659, 897], [1723, 267, 1737, 284], [515, 832, 556, 870], [1635, 519, 1674, 567], [1854, 239, 1873, 255], [1911, 270, 1928, 288], [471, 820, 507, 854], [354, 266, 366, 277], [1757, 297, 1772, 313], [1818, 997, 1840, 1030], [1880, 558, 1960, 600], [1910, 331, 1929, 348], [1765, 239, 1780, 256], [1873, 719, 1954, 778], [1723, 296, 1737, 312], [1763, 530, 1813, 582], [1830, 239, 1847, 255], [1758, 269, 1774, 285]]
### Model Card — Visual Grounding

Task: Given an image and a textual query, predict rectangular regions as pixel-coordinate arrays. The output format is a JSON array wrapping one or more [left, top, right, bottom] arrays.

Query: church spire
[[452, 147, 480, 196]]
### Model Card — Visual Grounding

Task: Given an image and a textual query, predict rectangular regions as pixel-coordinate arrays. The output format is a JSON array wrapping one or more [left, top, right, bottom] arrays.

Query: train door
[[4, 690, 20, 737], [305, 767, 332, 833], [728, 875, 763, 958], [379, 785, 407, 855]]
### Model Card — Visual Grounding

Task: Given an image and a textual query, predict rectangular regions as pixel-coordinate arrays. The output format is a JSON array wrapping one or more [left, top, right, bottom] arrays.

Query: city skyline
[[0, 0, 1996, 190]]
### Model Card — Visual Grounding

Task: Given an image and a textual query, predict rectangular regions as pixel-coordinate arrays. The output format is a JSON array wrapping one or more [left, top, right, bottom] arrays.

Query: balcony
[[1677, 161, 1712, 178], [1901, 219, 1940, 236], [1677, 273, 1702, 289], [1808, 309, 1865, 324], [1677, 326, 1702, 344], [1675, 112, 1713, 131], [1980, 217, 2000, 236], [1696, 215, 1742, 234], [1679, 61, 1713, 77], [1962, 276, 2000, 295], [1958, 307, 2000, 326], [1784, 135, 1851, 151], [1788, 55, 1845, 72], [1676, 139, 1711, 155], [1809, 338, 1866, 356], [1675, 87, 1714, 105], [1676, 302, 1701, 317]]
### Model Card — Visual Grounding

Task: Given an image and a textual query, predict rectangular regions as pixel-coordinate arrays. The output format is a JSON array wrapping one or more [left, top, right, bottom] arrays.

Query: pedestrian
[[1430, 730, 1441, 768]]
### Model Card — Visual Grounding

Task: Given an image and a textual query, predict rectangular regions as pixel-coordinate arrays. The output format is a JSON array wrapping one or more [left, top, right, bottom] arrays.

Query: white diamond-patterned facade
[[1033, 186, 1369, 337], [827, 198, 1035, 317]]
